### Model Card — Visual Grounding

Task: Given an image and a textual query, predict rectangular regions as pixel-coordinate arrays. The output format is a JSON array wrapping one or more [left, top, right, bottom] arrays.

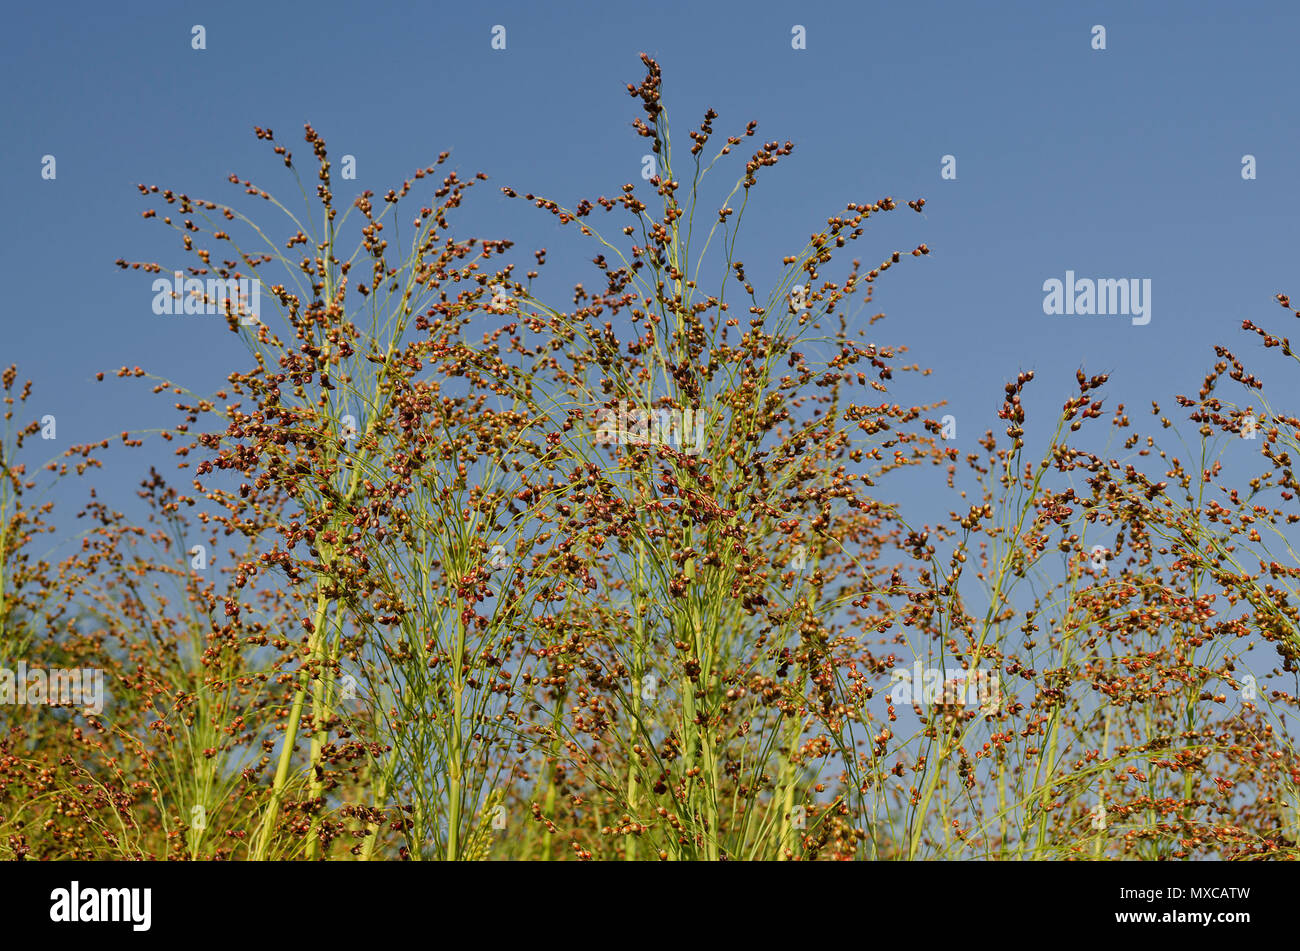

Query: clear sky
[[3, 0, 1298, 551]]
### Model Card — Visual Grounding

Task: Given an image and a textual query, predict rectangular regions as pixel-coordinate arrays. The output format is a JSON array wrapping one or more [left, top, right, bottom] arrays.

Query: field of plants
[[2, 54, 1298, 862]]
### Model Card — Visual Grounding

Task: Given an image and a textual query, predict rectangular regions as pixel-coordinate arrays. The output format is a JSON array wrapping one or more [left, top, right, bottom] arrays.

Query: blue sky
[[3, 0, 1298, 552]]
